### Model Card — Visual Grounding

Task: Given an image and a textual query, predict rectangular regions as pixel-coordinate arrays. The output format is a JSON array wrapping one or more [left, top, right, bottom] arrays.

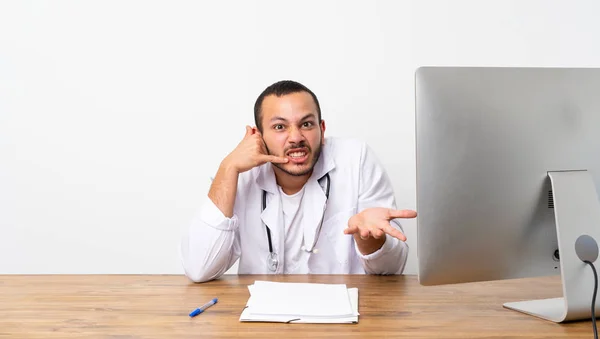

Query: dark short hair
[[253, 80, 322, 132]]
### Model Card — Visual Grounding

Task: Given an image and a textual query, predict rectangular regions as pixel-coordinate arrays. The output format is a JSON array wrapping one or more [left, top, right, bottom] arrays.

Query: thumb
[[244, 125, 253, 137], [388, 209, 417, 219]]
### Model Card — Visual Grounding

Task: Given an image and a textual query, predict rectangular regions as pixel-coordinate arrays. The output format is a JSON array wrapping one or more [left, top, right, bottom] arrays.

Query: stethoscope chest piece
[[267, 251, 278, 272]]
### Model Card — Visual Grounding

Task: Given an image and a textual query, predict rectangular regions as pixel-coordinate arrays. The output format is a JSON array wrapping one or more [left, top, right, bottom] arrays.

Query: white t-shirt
[[278, 186, 310, 273]]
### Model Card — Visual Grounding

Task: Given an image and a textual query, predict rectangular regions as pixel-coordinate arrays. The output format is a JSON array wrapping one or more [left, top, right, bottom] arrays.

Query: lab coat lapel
[[302, 141, 335, 252], [255, 163, 284, 271], [302, 178, 327, 250]]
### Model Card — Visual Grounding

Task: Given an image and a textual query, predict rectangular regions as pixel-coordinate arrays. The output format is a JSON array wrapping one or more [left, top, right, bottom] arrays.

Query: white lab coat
[[180, 137, 409, 282]]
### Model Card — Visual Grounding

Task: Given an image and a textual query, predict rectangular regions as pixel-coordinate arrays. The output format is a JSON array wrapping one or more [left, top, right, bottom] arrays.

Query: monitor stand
[[503, 170, 600, 322]]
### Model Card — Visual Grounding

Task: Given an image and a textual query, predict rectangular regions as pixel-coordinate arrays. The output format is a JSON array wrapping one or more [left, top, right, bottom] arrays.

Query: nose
[[287, 126, 305, 144]]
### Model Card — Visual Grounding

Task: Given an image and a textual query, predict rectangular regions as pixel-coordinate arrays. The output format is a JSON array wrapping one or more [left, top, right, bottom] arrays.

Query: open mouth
[[286, 148, 309, 163]]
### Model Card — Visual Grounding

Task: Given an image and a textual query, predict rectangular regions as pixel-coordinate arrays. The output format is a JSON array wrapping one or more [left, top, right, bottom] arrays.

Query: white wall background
[[1, 0, 599, 275]]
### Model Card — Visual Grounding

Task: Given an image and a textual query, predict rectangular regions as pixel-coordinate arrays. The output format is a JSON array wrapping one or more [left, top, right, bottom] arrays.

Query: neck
[[273, 167, 311, 195]]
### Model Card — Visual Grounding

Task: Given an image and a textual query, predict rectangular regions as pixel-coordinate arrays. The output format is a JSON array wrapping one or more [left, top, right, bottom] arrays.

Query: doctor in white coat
[[180, 80, 417, 283]]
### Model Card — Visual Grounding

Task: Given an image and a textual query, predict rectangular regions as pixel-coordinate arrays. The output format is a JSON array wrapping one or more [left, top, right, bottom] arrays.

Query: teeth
[[289, 152, 306, 158]]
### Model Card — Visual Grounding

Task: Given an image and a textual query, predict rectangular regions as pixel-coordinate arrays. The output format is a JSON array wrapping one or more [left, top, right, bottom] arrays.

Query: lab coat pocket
[[315, 207, 357, 270]]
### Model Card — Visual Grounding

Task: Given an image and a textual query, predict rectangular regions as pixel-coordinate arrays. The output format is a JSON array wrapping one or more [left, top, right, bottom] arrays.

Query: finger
[[258, 137, 268, 154], [359, 229, 370, 240], [381, 222, 407, 241], [261, 155, 288, 164], [245, 126, 253, 137], [388, 209, 417, 219], [371, 229, 385, 239], [343, 224, 359, 235]]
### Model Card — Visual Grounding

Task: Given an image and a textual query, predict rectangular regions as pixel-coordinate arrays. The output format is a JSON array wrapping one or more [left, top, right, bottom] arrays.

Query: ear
[[320, 119, 326, 141]]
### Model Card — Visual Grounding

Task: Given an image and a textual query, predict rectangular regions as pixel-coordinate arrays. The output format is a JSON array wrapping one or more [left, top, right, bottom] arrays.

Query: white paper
[[239, 281, 359, 324]]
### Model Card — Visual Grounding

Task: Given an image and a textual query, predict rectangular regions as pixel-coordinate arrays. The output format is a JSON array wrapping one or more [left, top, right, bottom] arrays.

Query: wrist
[[353, 234, 386, 255], [220, 158, 240, 175]]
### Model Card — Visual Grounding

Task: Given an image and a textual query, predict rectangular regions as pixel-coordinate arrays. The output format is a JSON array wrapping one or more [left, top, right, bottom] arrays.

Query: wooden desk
[[0, 274, 593, 338]]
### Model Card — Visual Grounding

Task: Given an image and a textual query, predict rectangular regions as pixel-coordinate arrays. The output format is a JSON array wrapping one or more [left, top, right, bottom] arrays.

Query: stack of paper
[[239, 280, 359, 324]]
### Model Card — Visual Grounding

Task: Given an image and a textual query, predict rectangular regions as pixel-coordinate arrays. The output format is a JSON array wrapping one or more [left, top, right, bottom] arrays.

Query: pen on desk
[[189, 298, 218, 317]]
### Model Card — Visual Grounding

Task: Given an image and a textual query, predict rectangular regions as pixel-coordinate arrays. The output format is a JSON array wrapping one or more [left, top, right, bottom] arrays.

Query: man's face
[[259, 91, 325, 177]]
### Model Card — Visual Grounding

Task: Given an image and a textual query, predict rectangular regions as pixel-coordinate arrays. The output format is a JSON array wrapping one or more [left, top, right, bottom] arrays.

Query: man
[[180, 80, 416, 282]]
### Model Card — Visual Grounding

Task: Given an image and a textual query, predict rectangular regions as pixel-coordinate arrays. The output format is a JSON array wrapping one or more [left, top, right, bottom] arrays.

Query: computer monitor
[[415, 66, 600, 323]]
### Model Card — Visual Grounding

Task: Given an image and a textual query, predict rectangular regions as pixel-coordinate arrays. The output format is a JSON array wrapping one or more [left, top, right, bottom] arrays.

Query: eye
[[302, 121, 314, 128], [273, 124, 284, 130]]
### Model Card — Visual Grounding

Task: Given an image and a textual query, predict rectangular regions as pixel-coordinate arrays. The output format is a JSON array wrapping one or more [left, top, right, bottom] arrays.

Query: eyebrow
[[270, 113, 317, 123]]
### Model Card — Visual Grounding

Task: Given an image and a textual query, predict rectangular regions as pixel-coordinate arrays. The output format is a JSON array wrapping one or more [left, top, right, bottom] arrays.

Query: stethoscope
[[263, 173, 331, 272]]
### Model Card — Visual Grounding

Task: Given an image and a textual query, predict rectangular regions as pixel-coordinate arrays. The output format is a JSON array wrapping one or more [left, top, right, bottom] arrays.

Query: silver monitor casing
[[415, 67, 600, 322]]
